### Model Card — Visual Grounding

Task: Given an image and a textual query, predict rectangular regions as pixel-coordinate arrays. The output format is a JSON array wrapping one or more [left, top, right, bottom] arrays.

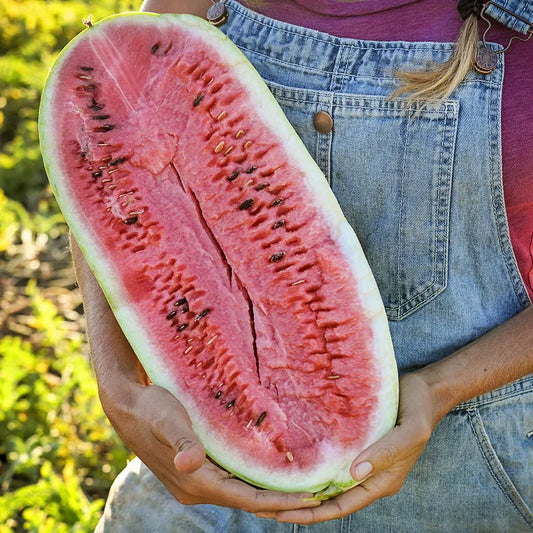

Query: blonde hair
[[392, 15, 479, 105]]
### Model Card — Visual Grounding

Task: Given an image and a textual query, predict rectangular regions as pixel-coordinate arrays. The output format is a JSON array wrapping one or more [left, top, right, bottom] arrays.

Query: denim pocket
[[464, 378, 533, 528], [331, 95, 459, 320], [266, 82, 459, 320]]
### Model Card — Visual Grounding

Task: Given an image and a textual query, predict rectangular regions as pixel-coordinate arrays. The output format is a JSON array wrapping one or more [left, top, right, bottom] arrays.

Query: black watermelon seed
[[272, 219, 285, 229], [166, 310, 177, 320], [245, 166, 258, 174], [226, 399, 235, 409], [174, 298, 188, 306], [181, 302, 190, 313], [195, 308, 210, 321], [193, 93, 205, 107], [270, 251, 286, 262], [80, 66, 94, 71], [109, 157, 126, 166], [215, 391, 222, 399], [255, 411, 267, 426], [228, 169, 241, 182], [124, 216, 138, 225], [239, 198, 254, 210], [177, 323, 188, 331], [92, 171, 102, 178], [151, 43, 160, 54], [93, 124, 115, 133], [255, 182, 269, 191], [92, 114, 110, 120], [89, 98, 103, 111], [271, 198, 284, 207]]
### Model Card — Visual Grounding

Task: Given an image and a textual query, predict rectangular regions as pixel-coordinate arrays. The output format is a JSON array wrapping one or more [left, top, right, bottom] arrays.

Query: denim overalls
[[97, 1, 533, 530]]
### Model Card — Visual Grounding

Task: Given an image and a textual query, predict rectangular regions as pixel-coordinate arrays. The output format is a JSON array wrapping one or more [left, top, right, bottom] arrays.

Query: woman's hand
[[266, 372, 436, 524], [265, 305, 533, 524], [104, 379, 322, 511], [71, 235, 320, 513]]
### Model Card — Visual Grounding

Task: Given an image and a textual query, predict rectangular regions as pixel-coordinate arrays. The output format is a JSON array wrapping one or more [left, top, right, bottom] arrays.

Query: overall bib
[[97, 1, 533, 530]]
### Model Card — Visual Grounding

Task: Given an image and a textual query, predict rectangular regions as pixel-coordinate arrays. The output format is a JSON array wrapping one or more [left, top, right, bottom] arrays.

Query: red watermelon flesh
[[39, 13, 398, 496]]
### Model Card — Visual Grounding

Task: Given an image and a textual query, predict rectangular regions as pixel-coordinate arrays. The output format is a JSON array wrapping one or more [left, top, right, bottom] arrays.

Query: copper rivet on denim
[[313, 110, 333, 133]]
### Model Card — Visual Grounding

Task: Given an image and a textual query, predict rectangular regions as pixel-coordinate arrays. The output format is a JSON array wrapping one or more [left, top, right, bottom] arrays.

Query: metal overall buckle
[[475, 0, 533, 74], [207, 0, 229, 27]]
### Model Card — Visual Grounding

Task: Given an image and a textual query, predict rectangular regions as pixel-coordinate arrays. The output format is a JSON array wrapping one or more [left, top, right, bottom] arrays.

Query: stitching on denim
[[244, 46, 504, 85], [229, 2, 459, 53], [243, 48, 335, 76], [433, 102, 455, 298], [329, 40, 346, 94], [384, 104, 457, 319], [323, 110, 333, 184], [331, 44, 355, 97], [485, 66, 532, 307], [314, 97, 334, 184], [517, 0, 533, 26], [467, 409, 533, 527], [345, 512, 352, 532], [269, 86, 459, 115], [396, 115, 409, 309], [242, 44, 505, 87]]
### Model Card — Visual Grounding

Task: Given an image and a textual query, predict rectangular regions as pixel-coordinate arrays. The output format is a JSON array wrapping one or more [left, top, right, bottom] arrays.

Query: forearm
[[416, 305, 533, 424], [70, 234, 148, 398]]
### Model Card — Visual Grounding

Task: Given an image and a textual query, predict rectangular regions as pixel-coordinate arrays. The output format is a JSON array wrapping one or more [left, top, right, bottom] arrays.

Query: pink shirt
[[239, 0, 533, 301]]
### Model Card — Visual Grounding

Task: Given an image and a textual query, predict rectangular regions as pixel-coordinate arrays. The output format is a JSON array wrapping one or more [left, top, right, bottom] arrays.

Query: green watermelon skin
[[39, 13, 398, 496]]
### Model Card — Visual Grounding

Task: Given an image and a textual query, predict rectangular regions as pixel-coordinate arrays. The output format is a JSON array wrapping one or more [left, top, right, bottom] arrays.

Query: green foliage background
[[0, 1, 140, 530]]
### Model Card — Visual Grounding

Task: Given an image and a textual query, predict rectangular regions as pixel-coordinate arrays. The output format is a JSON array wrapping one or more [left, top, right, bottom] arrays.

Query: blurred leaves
[[0, 200, 132, 530], [1, 0, 138, 530], [0, 0, 137, 209]]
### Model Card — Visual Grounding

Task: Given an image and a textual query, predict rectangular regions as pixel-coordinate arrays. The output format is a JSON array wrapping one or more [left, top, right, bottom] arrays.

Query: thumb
[[172, 433, 206, 474], [148, 386, 206, 474], [350, 420, 431, 482]]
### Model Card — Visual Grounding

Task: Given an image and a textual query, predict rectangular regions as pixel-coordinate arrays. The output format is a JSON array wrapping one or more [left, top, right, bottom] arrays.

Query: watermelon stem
[[82, 15, 94, 28]]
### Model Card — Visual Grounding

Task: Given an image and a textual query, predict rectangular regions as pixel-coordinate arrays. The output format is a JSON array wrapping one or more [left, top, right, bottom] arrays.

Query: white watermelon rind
[[39, 12, 398, 495]]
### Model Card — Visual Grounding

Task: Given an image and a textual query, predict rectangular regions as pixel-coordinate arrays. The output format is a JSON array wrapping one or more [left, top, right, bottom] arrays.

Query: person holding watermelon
[[71, 0, 533, 530]]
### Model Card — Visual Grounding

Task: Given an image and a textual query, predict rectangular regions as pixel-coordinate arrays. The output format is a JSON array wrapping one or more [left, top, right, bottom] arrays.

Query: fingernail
[[353, 461, 373, 481]]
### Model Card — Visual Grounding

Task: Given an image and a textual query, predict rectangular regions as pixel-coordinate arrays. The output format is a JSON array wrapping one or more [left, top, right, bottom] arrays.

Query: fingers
[[194, 465, 322, 513], [162, 448, 321, 512], [351, 419, 431, 483], [146, 386, 206, 474], [276, 485, 374, 524], [105, 380, 321, 513]]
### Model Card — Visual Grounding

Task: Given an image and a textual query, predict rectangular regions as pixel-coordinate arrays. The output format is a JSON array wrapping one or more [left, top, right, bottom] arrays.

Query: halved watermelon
[[39, 13, 398, 497]]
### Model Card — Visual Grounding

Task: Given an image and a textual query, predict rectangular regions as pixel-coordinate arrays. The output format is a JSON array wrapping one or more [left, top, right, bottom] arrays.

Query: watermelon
[[38, 13, 398, 497]]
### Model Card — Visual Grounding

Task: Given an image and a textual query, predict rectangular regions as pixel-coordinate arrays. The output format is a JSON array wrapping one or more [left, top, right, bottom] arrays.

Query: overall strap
[[458, 0, 533, 34], [485, 0, 533, 35]]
